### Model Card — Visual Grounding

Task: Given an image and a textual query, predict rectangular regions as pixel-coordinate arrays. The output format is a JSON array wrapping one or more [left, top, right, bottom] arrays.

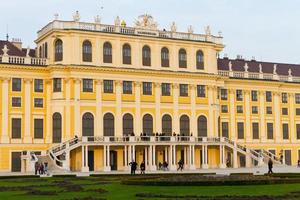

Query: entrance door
[[88, 151, 94, 171], [11, 152, 21, 172], [239, 155, 246, 167], [284, 150, 292, 165], [110, 150, 118, 170]]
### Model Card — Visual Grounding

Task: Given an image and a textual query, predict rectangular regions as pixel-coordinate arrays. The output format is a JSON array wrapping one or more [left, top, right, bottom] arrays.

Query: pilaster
[[134, 82, 141, 135], [173, 83, 179, 134], [95, 79, 103, 137], [115, 80, 122, 137], [229, 89, 236, 140], [1, 77, 9, 143], [154, 82, 161, 133], [74, 78, 81, 136], [24, 78, 32, 143], [190, 84, 197, 136]]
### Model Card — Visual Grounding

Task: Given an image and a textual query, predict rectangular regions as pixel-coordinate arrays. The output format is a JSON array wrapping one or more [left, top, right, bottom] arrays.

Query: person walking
[[140, 161, 146, 174], [34, 162, 39, 175], [268, 158, 273, 174], [129, 160, 137, 175], [177, 159, 184, 171]]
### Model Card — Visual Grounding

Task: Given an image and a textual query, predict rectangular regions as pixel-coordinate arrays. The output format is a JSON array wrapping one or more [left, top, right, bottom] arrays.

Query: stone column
[[244, 90, 251, 142], [229, 89, 236, 140], [233, 142, 238, 168], [148, 145, 153, 170], [128, 145, 132, 163], [202, 145, 209, 169], [155, 82, 161, 133], [191, 145, 196, 169], [170, 145, 177, 170], [289, 93, 295, 142], [259, 91, 266, 142], [24, 78, 32, 143], [190, 85, 197, 136], [95, 80, 103, 137], [1, 78, 9, 143], [124, 145, 128, 167], [134, 82, 141, 135], [173, 83, 179, 134], [103, 145, 107, 169], [46, 79, 52, 143], [104, 145, 111, 171], [245, 149, 252, 168], [81, 145, 89, 172], [74, 79, 81, 136], [116, 80, 122, 137], [65, 78, 71, 140], [219, 145, 226, 168], [274, 92, 281, 142]]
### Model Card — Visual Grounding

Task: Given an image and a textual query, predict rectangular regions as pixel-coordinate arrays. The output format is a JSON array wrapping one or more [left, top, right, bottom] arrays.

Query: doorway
[[11, 152, 21, 172], [110, 150, 118, 170], [88, 151, 94, 171]]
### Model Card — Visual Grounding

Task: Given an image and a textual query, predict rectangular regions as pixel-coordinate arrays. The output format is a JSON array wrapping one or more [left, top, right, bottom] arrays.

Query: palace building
[[0, 12, 299, 173]]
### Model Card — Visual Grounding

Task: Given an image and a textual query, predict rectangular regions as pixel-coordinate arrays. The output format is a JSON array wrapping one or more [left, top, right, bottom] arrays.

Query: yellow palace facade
[[0, 13, 299, 173]]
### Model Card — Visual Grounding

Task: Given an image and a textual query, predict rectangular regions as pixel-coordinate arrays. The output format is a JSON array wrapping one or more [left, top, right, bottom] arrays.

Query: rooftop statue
[[73, 11, 80, 22], [135, 14, 158, 30], [94, 15, 101, 24], [170, 22, 177, 32]]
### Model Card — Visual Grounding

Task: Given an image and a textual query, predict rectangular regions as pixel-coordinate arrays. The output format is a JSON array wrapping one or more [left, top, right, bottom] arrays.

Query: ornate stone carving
[[73, 11, 80, 22], [95, 79, 103, 85], [73, 78, 81, 84], [244, 63, 248, 72], [23, 78, 33, 83], [173, 83, 179, 89], [94, 15, 101, 24], [154, 82, 161, 88], [259, 64, 263, 73], [188, 25, 194, 34], [134, 14, 158, 30], [170, 22, 177, 32], [273, 64, 277, 75], [288, 68, 292, 76], [114, 16, 120, 26], [228, 61, 232, 71], [135, 81, 142, 87], [2, 45, 9, 56]]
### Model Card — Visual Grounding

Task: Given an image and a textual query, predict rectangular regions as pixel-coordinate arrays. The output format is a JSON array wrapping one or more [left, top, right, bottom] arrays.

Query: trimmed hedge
[[52, 174, 77, 178], [122, 178, 300, 186], [0, 175, 39, 179], [230, 173, 254, 176]]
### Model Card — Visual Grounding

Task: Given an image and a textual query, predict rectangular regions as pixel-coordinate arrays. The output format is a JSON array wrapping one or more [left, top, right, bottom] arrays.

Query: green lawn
[[0, 175, 300, 200]]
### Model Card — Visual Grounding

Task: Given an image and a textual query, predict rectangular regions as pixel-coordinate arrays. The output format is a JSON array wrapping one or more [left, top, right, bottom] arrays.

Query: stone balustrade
[[0, 55, 48, 66]]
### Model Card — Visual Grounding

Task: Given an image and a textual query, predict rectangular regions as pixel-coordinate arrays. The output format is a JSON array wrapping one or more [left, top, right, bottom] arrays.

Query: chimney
[[11, 38, 22, 50]]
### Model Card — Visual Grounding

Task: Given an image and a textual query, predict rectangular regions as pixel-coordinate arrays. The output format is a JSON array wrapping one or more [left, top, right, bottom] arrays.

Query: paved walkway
[[1, 165, 299, 177]]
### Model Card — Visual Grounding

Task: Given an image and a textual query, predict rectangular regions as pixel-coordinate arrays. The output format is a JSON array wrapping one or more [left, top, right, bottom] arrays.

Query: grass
[[0, 175, 300, 199]]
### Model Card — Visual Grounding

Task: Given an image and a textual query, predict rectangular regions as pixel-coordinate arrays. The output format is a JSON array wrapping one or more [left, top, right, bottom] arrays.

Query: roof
[[0, 40, 36, 57], [218, 58, 300, 76]]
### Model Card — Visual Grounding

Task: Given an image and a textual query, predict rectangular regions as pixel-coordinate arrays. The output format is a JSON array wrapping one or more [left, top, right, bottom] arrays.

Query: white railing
[[37, 20, 223, 45], [0, 55, 48, 66], [218, 70, 299, 83]]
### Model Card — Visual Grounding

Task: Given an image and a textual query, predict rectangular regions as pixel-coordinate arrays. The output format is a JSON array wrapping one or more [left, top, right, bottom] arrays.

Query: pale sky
[[0, 0, 300, 64]]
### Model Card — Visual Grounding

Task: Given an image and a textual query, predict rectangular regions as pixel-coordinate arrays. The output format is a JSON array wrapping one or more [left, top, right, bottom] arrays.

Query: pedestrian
[[74, 135, 78, 143], [34, 162, 39, 175], [44, 162, 48, 175], [129, 160, 137, 175], [268, 158, 273, 174], [177, 159, 184, 171], [298, 160, 300, 167], [140, 161, 146, 174]]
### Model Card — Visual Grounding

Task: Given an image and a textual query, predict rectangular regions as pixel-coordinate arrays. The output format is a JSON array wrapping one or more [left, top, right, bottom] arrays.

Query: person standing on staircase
[[34, 162, 39, 175], [268, 158, 273, 174]]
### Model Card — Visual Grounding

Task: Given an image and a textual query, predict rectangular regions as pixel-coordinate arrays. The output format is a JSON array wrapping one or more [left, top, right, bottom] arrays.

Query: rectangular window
[[236, 90, 243, 101], [12, 118, 21, 139], [267, 123, 273, 139], [296, 93, 300, 104], [221, 122, 229, 138], [34, 98, 43, 108], [252, 106, 258, 114], [282, 108, 288, 115], [237, 122, 244, 139], [221, 105, 228, 113], [53, 78, 62, 92], [296, 108, 300, 116], [123, 81, 132, 94], [282, 93, 288, 103], [252, 122, 259, 139], [104, 80, 114, 93], [12, 97, 21, 107], [251, 90, 258, 101], [237, 105, 243, 113], [266, 106, 272, 114], [179, 84, 188, 97], [12, 78, 21, 92], [197, 85, 205, 97], [161, 83, 170, 96], [34, 119, 43, 139], [221, 89, 228, 100], [34, 79, 43, 92], [266, 91, 272, 102], [283, 123, 289, 140], [142, 82, 152, 95], [297, 124, 300, 140], [83, 79, 93, 92]]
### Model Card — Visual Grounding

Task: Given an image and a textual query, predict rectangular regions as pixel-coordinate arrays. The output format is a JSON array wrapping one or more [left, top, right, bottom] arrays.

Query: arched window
[[123, 113, 133, 136], [161, 47, 169, 67], [197, 115, 207, 137], [162, 114, 172, 135], [143, 114, 153, 136], [82, 112, 94, 137], [180, 115, 190, 136], [122, 44, 131, 65], [179, 48, 187, 68], [44, 43, 48, 58], [103, 113, 114, 137], [196, 50, 204, 69], [142, 45, 151, 66], [54, 39, 63, 61], [82, 40, 92, 62], [103, 42, 112, 63], [52, 112, 62, 143]]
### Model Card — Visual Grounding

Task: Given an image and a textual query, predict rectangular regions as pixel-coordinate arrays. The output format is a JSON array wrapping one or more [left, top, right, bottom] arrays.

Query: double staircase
[[32, 136, 283, 173]]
